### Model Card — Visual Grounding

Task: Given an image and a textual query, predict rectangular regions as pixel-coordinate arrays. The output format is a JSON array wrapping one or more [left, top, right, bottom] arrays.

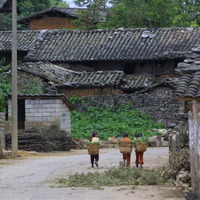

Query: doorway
[[18, 99, 25, 130]]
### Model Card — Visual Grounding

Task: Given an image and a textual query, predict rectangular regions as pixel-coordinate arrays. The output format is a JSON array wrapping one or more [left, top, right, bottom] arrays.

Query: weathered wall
[[60, 87, 123, 98], [30, 15, 77, 30], [188, 101, 200, 199], [76, 86, 187, 129]]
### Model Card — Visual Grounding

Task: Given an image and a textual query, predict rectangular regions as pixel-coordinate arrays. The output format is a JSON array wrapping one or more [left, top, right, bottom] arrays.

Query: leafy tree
[[50, 0, 69, 7], [73, 0, 107, 29], [0, 13, 12, 31], [0, 60, 11, 112], [74, 0, 200, 29], [102, 0, 178, 28], [18, 0, 51, 17], [172, 0, 200, 27]]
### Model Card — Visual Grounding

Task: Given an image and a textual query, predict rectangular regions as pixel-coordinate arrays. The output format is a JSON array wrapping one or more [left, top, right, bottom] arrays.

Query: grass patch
[[51, 167, 166, 188]]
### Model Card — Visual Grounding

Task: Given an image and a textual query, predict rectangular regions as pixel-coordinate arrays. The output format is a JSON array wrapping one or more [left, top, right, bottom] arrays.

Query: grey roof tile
[[60, 71, 155, 90], [0, 30, 46, 51], [121, 75, 154, 90], [24, 28, 200, 62], [175, 72, 200, 98], [1, 27, 200, 62], [61, 70, 124, 88]]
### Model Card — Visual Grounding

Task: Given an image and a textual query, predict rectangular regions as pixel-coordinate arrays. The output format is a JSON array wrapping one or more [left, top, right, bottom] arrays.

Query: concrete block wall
[[8, 98, 71, 133]]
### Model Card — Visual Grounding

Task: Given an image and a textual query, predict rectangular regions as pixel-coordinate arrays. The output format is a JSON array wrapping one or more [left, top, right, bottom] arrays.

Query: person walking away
[[89, 132, 99, 168], [120, 133, 132, 166], [134, 133, 147, 168]]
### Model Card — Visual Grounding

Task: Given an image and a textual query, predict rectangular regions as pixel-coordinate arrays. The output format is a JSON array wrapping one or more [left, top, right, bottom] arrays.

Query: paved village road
[[0, 147, 186, 200]]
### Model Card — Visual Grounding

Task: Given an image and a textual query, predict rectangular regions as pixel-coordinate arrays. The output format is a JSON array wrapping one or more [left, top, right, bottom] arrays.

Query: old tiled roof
[[60, 70, 155, 90], [24, 27, 200, 62], [0, 30, 44, 51], [175, 72, 200, 99], [18, 7, 81, 23], [1, 27, 200, 62], [121, 75, 154, 90], [175, 44, 200, 74], [175, 44, 200, 99], [9, 94, 75, 110], [18, 61, 75, 83], [0, 0, 11, 12], [61, 70, 124, 88]]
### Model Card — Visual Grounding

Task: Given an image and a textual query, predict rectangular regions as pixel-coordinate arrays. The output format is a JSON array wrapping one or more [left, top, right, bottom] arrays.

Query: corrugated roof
[[61, 70, 124, 88], [24, 27, 200, 62]]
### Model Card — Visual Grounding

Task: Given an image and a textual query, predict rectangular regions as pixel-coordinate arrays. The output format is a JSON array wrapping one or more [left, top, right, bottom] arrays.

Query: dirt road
[[0, 147, 185, 200]]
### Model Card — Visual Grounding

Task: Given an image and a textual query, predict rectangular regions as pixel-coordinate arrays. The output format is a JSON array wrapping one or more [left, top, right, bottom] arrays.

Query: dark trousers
[[90, 155, 99, 166]]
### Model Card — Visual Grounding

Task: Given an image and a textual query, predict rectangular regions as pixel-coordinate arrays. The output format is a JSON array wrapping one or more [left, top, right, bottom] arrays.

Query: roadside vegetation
[[0, 62, 11, 112], [51, 166, 166, 188], [70, 97, 164, 141]]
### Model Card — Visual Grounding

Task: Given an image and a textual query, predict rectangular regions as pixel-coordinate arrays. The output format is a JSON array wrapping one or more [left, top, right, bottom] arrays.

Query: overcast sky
[[64, 0, 77, 8]]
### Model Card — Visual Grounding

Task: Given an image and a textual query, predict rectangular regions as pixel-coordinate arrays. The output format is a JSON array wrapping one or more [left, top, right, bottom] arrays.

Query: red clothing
[[135, 152, 144, 166]]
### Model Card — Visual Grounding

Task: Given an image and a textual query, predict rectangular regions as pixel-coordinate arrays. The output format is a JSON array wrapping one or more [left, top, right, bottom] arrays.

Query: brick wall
[[30, 15, 77, 30]]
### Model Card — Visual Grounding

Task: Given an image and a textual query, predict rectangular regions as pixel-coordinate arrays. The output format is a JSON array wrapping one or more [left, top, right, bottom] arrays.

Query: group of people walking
[[88, 131, 146, 168]]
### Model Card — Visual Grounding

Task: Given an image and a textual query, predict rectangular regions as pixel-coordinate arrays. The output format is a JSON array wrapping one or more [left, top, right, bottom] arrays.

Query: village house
[[58, 70, 154, 97], [7, 94, 75, 132], [1, 27, 200, 77], [1, 27, 200, 97], [17, 7, 81, 30], [175, 44, 200, 199]]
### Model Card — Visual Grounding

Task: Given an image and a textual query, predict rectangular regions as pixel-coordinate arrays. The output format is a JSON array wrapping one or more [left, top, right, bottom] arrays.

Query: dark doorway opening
[[18, 99, 25, 130], [124, 63, 136, 74]]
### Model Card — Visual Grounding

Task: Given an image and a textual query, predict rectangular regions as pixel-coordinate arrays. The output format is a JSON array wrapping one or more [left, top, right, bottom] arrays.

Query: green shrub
[[71, 104, 164, 141]]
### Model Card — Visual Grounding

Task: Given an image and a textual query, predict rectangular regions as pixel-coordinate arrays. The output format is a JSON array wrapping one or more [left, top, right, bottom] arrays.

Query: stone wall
[[188, 102, 200, 199], [60, 87, 123, 98], [76, 86, 187, 129]]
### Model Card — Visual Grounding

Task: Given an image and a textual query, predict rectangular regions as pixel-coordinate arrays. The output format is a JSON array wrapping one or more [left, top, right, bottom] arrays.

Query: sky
[[64, 0, 78, 8]]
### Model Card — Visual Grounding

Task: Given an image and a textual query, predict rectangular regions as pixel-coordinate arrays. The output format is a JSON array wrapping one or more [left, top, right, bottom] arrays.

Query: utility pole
[[11, 0, 18, 158]]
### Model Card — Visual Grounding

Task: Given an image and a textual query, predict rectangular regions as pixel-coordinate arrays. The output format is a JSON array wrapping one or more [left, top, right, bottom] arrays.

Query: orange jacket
[[121, 137, 131, 142]]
